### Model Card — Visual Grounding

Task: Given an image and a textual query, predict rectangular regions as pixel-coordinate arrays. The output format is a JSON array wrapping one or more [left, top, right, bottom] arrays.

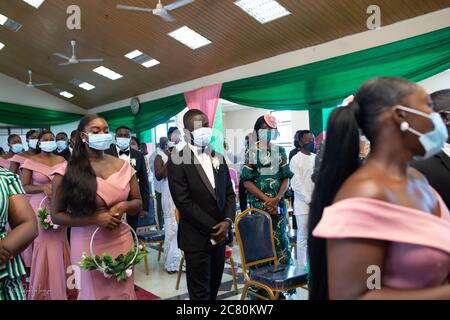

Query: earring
[[400, 121, 409, 132], [82, 139, 86, 143]]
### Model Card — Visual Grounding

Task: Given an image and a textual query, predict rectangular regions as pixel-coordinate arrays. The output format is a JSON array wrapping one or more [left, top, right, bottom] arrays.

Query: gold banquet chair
[[174, 209, 238, 293], [235, 208, 308, 300]]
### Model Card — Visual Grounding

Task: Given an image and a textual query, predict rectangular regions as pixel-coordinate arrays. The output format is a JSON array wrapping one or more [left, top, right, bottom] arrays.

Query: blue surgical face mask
[[396, 105, 449, 160], [56, 140, 68, 152], [40, 141, 57, 153], [303, 141, 316, 153], [84, 133, 113, 151], [116, 137, 131, 150], [28, 139, 38, 149], [11, 144, 24, 154], [192, 127, 212, 147]]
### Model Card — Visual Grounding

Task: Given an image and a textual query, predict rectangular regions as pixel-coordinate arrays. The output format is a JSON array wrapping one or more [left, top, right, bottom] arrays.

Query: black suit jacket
[[411, 151, 450, 209], [105, 145, 150, 215], [168, 145, 236, 252], [55, 148, 71, 161]]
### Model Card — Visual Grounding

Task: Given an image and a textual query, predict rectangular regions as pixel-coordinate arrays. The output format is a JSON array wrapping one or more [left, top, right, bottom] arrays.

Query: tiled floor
[[134, 244, 309, 300]]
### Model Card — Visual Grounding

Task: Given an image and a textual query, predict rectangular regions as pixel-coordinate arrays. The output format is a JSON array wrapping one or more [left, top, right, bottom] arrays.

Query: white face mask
[[40, 141, 57, 153], [396, 105, 449, 160], [28, 139, 38, 149], [84, 133, 113, 151], [192, 127, 212, 147]]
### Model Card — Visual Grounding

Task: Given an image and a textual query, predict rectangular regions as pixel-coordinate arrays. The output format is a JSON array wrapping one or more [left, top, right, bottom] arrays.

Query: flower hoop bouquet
[[79, 222, 145, 282], [38, 196, 59, 230]]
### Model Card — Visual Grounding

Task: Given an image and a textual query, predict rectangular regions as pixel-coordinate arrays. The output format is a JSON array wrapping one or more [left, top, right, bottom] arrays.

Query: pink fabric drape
[[184, 84, 222, 127]]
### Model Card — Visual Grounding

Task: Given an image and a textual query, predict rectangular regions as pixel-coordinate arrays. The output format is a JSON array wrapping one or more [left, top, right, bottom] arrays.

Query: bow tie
[[119, 150, 130, 156]]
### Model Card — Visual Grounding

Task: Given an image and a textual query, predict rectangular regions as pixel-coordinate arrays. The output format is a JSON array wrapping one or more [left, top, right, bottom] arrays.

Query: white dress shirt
[[188, 143, 215, 189], [443, 143, 450, 158], [290, 152, 316, 216], [116, 145, 131, 163]]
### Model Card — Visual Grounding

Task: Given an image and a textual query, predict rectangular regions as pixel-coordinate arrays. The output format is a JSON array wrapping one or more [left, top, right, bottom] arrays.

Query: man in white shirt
[[289, 130, 316, 269]]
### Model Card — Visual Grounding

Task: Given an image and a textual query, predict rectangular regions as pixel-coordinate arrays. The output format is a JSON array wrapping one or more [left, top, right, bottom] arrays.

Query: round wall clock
[[130, 97, 140, 115]]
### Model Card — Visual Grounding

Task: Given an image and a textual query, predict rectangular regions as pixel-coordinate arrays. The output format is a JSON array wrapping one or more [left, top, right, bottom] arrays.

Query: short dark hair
[[26, 129, 38, 139], [131, 136, 140, 145], [57, 132, 68, 138], [116, 126, 132, 133], [70, 130, 77, 139], [167, 126, 179, 140], [431, 89, 450, 112], [183, 109, 206, 129], [8, 134, 20, 144]]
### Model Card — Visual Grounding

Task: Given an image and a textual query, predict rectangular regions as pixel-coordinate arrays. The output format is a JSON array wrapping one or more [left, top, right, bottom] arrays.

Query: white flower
[[52, 224, 60, 230], [126, 269, 133, 278], [103, 272, 113, 279], [130, 158, 137, 167], [211, 157, 220, 171], [81, 252, 87, 260], [138, 245, 144, 251]]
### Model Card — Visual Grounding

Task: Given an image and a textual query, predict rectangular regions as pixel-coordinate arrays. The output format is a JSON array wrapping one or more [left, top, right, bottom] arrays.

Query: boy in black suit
[[168, 109, 236, 300]]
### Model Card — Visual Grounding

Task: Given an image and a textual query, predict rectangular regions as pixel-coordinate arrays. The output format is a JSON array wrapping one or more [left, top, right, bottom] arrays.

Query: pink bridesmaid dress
[[313, 192, 450, 290], [9, 154, 34, 268], [21, 159, 71, 300], [54, 161, 137, 300], [0, 157, 10, 169]]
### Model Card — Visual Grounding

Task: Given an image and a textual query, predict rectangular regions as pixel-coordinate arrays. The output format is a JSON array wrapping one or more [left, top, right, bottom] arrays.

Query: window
[[270, 111, 293, 154], [154, 117, 177, 143]]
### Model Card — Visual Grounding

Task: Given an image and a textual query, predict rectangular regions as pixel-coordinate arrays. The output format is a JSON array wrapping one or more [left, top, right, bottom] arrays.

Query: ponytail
[[307, 105, 360, 300], [59, 115, 99, 217]]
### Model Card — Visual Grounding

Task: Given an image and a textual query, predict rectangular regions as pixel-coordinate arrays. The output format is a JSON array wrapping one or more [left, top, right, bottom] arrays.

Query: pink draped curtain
[[184, 84, 222, 127]]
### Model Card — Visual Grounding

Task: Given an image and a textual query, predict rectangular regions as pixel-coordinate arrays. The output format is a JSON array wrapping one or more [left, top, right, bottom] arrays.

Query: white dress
[[157, 149, 182, 272]]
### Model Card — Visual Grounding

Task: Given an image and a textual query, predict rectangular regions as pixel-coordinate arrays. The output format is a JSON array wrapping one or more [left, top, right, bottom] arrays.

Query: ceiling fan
[[53, 40, 104, 66], [26, 69, 52, 88], [116, 0, 195, 22]]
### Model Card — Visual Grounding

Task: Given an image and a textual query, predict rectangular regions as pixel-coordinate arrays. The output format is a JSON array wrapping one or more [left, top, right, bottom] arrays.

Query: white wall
[[419, 70, 450, 93], [50, 121, 79, 137], [0, 73, 86, 114]]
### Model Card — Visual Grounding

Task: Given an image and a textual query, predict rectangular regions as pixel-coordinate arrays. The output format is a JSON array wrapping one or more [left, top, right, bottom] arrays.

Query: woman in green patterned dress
[[240, 115, 294, 298], [0, 167, 37, 300]]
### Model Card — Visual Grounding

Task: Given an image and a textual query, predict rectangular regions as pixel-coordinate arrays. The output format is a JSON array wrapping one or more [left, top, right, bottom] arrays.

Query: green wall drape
[[99, 93, 186, 143], [0, 101, 83, 127]]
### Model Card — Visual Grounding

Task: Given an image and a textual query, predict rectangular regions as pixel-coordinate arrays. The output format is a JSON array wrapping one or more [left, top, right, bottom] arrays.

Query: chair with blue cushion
[[136, 202, 165, 276], [235, 208, 308, 300]]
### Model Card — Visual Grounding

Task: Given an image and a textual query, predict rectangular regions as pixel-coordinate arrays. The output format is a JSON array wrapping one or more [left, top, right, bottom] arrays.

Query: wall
[[419, 70, 450, 93]]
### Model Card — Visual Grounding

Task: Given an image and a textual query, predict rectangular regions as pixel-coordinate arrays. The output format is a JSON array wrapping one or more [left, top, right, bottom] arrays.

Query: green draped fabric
[[0, 101, 83, 127], [211, 102, 224, 154], [221, 27, 450, 113], [99, 94, 186, 143]]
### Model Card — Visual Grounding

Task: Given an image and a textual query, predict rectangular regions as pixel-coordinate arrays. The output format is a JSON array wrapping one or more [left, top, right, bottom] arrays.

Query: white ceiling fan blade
[[78, 58, 104, 63], [165, 0, 195, 11], [59, 62, 71, 66], [53, 53, 70, 60], [157, 11, 175, 22], [32, 83, 53, 87], [116, 4, 152, 12]]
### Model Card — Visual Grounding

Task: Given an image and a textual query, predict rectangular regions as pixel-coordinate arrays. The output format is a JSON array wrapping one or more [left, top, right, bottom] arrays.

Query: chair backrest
[[234, 208, 277, 276], [137, 202, 158, 229]]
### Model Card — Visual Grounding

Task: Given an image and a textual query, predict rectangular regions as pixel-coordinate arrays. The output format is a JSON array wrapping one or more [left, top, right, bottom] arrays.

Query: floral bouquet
[[37, 197, 59, 230], [79, 222, 145, 282]]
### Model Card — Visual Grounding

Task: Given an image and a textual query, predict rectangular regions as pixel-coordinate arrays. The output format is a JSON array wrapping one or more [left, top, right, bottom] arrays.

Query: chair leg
[[158, 241, 163, 262], [229, 256, 238, 292], [175, 254, 185, 290], [142, 241, 149, 276], [241, 283, 250, 300]]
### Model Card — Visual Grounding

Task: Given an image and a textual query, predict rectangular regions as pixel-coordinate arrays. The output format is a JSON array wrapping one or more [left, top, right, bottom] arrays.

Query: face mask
[[303, 141, 316, 153], [397, 105, 449, 160], [168, 141, 177, 148], [11, 144, 24, 154], [192, 127, 212, 147], [28, 139, 38, 149], [56, 140, 67, 152], [84, 133, 113, 151], [40, 141, 57, 153], [116, 137, 131, 150]]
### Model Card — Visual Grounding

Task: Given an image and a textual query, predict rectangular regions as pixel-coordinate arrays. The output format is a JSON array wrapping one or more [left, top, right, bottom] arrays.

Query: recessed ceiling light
[[142, 59, 160, 68], [168, 26, 211, 50], [125, 50, 143, 60], [22, 0, 45, 8], [0, 14, 8, 26], [78, 82, 95, 91], [234, 0, 291, 24], [0, 42, 5, 50], [60, 91, 74, 99], [93, 66, 123, 80]]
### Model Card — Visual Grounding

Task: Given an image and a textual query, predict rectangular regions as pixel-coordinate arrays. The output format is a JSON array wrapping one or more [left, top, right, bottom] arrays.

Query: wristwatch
[[224, 218, 234, 228]]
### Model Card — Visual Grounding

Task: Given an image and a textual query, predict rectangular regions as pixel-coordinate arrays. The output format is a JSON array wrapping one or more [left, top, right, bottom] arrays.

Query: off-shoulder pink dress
[[54, 161, 137, 300], [313, 193, 450, 290], [21, 159, 71, 300]]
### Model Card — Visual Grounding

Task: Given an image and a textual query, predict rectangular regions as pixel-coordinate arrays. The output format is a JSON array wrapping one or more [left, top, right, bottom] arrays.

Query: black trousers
[[156, 191, 164, 228], [238, 179, 248, 212], [184, 245, 226, 300]]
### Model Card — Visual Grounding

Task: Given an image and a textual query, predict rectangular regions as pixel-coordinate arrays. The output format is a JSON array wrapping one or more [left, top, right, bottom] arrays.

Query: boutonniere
[[211, 156, 220, 171], [130, 158, 137, 168]]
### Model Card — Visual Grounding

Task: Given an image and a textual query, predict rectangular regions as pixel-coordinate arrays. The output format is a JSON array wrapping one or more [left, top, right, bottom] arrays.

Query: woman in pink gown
[[308, 77, 450, 300], [9, 129, 39, 175], [0, 134, 26, 169], [52, 114, 142, 300], [21, 130, 69, 300]]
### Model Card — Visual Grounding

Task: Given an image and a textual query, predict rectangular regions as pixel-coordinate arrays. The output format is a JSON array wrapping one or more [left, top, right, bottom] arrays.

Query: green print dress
[[0, 167, 27, 300], [240, 143, 294, 297]]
